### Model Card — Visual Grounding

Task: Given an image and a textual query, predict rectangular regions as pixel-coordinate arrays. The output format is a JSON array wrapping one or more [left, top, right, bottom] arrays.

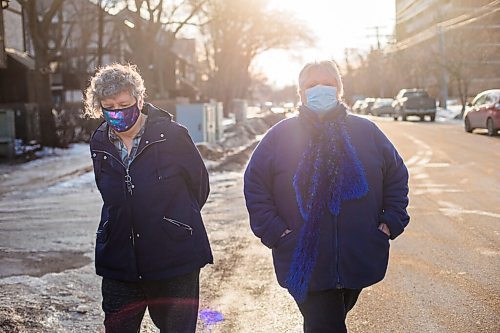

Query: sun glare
[[255, 0, 396, 88]]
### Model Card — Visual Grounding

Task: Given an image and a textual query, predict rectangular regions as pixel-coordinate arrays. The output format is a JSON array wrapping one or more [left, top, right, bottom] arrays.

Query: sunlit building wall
[[394, 0, 500, 96]]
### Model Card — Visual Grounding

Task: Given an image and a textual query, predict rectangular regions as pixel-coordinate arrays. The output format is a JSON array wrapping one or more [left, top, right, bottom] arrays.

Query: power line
[[366, 26, 391, 50], [366, 25, 394, 50]]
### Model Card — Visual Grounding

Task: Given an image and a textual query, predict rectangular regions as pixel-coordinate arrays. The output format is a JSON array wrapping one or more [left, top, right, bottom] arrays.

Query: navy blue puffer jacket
[[90, 103, 213, 281], [244, 112, 409, 291]]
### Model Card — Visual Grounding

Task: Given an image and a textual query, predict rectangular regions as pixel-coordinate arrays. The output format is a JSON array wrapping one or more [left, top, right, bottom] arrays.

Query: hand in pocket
[[378, 223, 391, 237]]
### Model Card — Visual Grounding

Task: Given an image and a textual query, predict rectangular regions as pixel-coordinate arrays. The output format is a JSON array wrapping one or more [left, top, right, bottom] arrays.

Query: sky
[[253, 0, 396, 88]]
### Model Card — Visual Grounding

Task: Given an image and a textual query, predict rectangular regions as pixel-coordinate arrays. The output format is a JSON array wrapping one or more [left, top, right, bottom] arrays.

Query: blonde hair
[[298, 60, 344, 100], [84, 63, 146, 118]]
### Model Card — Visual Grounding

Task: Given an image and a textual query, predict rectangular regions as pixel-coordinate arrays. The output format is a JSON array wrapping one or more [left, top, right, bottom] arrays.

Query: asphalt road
[[346, 117, 500, 333], [201, 116, 500, 333], [0, 116, 498, 332]]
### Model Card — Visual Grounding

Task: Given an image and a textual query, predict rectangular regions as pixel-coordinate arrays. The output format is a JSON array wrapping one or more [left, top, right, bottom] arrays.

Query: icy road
[[0, 116, 499, 333]]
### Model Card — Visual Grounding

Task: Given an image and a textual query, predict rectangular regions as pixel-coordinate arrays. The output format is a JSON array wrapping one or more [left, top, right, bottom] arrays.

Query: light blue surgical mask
[[305, 85, 338, 115]]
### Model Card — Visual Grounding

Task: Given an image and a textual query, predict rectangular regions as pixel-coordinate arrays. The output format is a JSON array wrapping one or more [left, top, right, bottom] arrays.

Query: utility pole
[[366, 26, 389, 97], [438, 25, 448, 110], [97, 0, 104, 67], [367, 26, 384, 50], [0, 3, 6, 69]]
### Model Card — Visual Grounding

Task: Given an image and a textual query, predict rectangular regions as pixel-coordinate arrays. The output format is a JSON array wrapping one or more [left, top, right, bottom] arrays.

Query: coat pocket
[[375, 224, 390, 240], [161, 217, 193, 241], [96, 220, 110, 243], [274, 229, 298, 250]]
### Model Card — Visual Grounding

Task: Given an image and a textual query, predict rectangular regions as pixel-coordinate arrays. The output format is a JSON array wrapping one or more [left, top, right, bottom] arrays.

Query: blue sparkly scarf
[[286, 103, 369, 303]]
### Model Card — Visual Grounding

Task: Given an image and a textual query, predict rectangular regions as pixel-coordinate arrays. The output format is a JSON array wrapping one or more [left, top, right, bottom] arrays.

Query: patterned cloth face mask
[[102, 103, 141, 132]]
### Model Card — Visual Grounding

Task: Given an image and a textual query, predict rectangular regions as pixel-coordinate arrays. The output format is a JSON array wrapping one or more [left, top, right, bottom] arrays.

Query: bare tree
[[61, 0, 123, 88], [343, 43, 439, 104], [120, 0, 207, 98], [96, 0, 122, 67], [199, 0, 314, 115], [441, 27, 495, 115], [18, 0, 64, 147]]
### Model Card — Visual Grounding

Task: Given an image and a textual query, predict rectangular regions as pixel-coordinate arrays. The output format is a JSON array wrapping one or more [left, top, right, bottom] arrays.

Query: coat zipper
[[93, 132, 167, 280], [92, 149, 126, 169], [163, 217, 193, 235], [92, 138, 167, 250], [92, 149, 137, 246], [92, 149, 135, 195], [125, 138, 166, 195], [335, 215, 342, 289], [92, 138, 166, 196]]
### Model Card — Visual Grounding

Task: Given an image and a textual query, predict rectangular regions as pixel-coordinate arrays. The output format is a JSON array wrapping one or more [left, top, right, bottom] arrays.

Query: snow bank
[[197, 111, 286, 172]]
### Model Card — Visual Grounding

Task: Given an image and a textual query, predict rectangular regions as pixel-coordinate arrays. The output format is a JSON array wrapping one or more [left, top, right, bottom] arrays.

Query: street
[[0, 116, 499, 333], [348, 118, 500, 333]]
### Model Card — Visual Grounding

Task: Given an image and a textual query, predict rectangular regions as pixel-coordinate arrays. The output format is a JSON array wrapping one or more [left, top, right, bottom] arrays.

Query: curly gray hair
[[84, 63, 146, 118]]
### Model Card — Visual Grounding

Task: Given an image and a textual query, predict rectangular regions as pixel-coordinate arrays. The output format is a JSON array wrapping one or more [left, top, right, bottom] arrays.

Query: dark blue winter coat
[[244, 112, 409, 291], [90, 103, 213, 282]]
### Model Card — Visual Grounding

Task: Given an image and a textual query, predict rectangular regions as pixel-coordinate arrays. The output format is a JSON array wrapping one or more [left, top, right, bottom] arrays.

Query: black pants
[[296, 288, 362, 333], [101, 269, 200, 333]]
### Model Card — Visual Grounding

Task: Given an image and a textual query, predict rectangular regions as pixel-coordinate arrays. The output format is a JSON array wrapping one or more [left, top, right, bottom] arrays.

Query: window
[[484, 94, 495, 106], [404, 91, 428, 98], [472, 93, 487, 107], [485, 92, 500, 106], [492, 92, 500, 104]]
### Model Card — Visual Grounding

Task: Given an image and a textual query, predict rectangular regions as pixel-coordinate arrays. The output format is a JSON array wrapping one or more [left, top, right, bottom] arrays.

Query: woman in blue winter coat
[[244, 60, 410, 333], [84, 63, 212, 333]]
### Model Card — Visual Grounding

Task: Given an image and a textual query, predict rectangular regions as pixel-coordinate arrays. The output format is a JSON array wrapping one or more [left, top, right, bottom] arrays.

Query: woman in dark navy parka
[[84, 63, 212, 333], [244, 60, 410, 333]]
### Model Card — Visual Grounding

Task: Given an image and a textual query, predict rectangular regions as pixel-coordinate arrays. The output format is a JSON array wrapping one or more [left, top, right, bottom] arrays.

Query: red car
[[464, 89, 500, 136]]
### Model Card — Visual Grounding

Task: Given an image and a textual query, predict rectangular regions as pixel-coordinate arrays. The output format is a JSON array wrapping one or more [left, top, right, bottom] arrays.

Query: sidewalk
[[0, 111, 300, 333]]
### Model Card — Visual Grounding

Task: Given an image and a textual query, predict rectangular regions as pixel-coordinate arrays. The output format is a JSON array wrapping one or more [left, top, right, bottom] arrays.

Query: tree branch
[[41, 0, 64, 32], [172, 0, 208, 36]]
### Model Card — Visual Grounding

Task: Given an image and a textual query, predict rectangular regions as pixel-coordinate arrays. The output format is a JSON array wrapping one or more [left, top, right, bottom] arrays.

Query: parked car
[[392, 89, 436, 121], [370, 98, 395, 116], [282, 102, 296, 113], [262, 101, 274, 111], [464, 89, 500, 136], [359, 98, 376, 115], [351, 100, 365, 114]]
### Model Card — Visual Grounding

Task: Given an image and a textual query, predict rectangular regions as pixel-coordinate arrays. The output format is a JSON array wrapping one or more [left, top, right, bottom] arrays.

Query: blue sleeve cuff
[[380, 210, 408, 240], [259, 217, 288, 248]]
